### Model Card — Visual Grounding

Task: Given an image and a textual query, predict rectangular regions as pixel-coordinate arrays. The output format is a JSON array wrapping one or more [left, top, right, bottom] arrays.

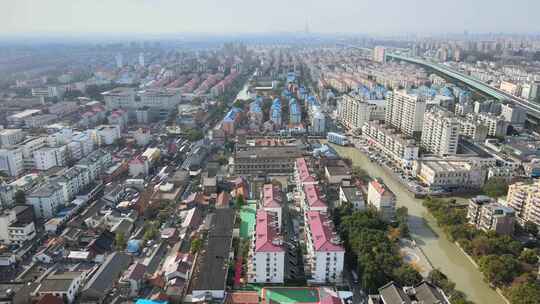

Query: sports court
[[262, 287, 320, 303], [239, 203, 257, 239]]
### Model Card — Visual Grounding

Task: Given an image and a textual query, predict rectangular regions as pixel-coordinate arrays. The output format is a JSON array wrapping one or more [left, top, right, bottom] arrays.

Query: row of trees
[[423, 197, 540, 304]]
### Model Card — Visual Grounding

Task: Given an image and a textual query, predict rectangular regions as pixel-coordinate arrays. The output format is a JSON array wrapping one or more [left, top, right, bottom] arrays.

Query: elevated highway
[[387, 53, 540, 123]]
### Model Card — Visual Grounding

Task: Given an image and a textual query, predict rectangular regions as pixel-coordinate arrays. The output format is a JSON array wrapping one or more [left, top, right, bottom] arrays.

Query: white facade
[[102, 87, 136, 110], [362, 121, 419, 168], [421, 109, 460, 156], [385, 90, 426, 137], [92, 125, 121, 146], [0, 129, 24, 148], [367, 180, 396, 221], [0, 148, 24, 177], [27, 182, 65, 219], [338, 94, 385, 130], [33, 145, 67, 170]]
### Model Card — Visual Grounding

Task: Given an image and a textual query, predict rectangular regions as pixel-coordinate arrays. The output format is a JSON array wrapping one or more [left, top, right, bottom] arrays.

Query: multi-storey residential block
[[414, 158, 486, 190], [0, 206, 36, 244], [385, 90, 426, 137], [304, 211, 344, 283], [248, 210, 285, 283], [139, 89, 182, 109], [362, 121, 419, 169], [91, 125, 121, 146], [421, 109, 460, 156], [0, 129, 24, 148], [0, 148, 24, 177], [33, 145, 68, 170], [506, 180, 540, 228], [467, 196, 515, 235], [27, 182, 65, 218], [367, 179, 396, 221], [261, 184, 283, 227], [52, 166, 91, 202], [234, 143, 303, 176], [373, 46, 386, 63], [75, 149, 112, 180], [300, 184, 328, 213], [337, 94, 385, 130], [102, 87, 136, 110]]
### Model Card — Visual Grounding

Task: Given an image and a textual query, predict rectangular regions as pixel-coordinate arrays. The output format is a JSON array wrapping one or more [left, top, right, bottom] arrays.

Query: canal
[[330, 144, 505, 304]]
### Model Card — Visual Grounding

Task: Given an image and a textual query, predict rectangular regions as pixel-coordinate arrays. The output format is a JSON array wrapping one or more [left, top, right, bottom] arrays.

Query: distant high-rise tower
[[115, 53, 123, 68], [138, 52, 145, 66], [373, 46, 386, 63], [385, 90, 427, 137], [304, 20, 310, 35]]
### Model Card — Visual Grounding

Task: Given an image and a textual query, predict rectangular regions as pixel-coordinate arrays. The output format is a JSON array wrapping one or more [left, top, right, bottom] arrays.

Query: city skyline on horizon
[[2, 0, 540, 36]]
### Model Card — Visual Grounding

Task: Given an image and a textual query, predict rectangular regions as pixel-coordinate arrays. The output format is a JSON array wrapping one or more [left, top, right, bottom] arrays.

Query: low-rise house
[[80, 252, 131, 303], [119, 262, 147, 298], [368, 281, 450, 304], [367, 179, 396, 221], [35, 271, 84, 304], [339, 186, 365, 210]]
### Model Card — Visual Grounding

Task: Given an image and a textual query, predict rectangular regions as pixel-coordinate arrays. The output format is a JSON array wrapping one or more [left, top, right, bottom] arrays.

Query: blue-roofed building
[[289, 101, 302, 124], [270, 98, 282, 127], [222, 107, 242, 135], [249, 98, 263, 126], [135, 300, 168, 304], [287, 72, 296, 83]]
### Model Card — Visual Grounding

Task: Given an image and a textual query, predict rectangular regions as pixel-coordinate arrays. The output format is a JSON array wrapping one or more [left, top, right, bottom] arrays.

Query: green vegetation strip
[[239, 203, 257, 239]]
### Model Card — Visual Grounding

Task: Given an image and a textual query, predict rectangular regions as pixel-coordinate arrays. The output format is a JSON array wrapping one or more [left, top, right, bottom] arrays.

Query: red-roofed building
[[367, 179, 396, 221], [261, 184, 283, 227], [301, 184, 328, 213], [248, 210, 284, 283], [216, 191, 231, 209], [294, 157, 318, 186], [305, 211, 344, 283]]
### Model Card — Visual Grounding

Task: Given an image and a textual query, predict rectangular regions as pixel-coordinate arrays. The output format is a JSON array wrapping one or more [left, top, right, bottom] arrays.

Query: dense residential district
[[0, 36, 539, 304]]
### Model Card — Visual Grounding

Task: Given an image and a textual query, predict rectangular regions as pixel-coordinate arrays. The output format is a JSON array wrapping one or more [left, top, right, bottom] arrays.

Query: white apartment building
[[70, 131, 95, 160], [92, 125, 121, 146], [20, 136, 47, 169], [102, 87, 136, 110], [385, 90, 426, 137], [337, 94, 385, 130], [457, 117, 489, 143], [139, 90, 182, 109], [52, 167, 91, 202], [75, 149, 112, 181], [373, 46, 386, 63], [367, 179, 396, 221], [414, 158, 486, 190], [421, 109, 460, 156], [261, 184, 283, 228], [470, 113, 508, 137], [33, 145, 67, 170], [506, 180, 540, 228], [0, 207, 36, 244], [27, 182, 65, 218], [362, 121, 419, 169], [0, 148, 24, 177], [501, 103, 527, 127], [310, 110, 326, 135], [0, 129, 24, 148], [304, 211, 344, 283], [248, 210, 285, 283]]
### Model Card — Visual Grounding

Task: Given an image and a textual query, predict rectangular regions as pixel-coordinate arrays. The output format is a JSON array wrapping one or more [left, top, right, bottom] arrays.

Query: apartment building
[[75, 149, 113, 180], [27, 182, 65, 218], [373, 46, 386, 63], [0, 148, 24, 177], [414, 158, 486, 190], [300, 184, 328, 213], [52, 166, 92, 202], [362, 121, 419, 169], [33, 145, 68, 170], [421, 109, 460, 156], [0, 206, 36, 244], [139, 89, 182, 109], [467, 196, 515, 235], [457, 117, 489, 143], [248, 210, 285, 283], [304, 211, 344, 283], [261, 184, 283, 228], [506, 180, 540, 228], [0, 129, 24, 148], [367, 179, 396, 221], [102, 87, 136, 110], [385, 90, 426, 137], [337, 94, 385, 130], [92, 125, 121, 146], [294, 158, 318, 187], [470, 113, 508, 137]]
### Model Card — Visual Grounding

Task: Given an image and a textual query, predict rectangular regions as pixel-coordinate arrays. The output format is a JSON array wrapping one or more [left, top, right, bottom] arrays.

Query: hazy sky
[[1, 0, 539, 35]]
